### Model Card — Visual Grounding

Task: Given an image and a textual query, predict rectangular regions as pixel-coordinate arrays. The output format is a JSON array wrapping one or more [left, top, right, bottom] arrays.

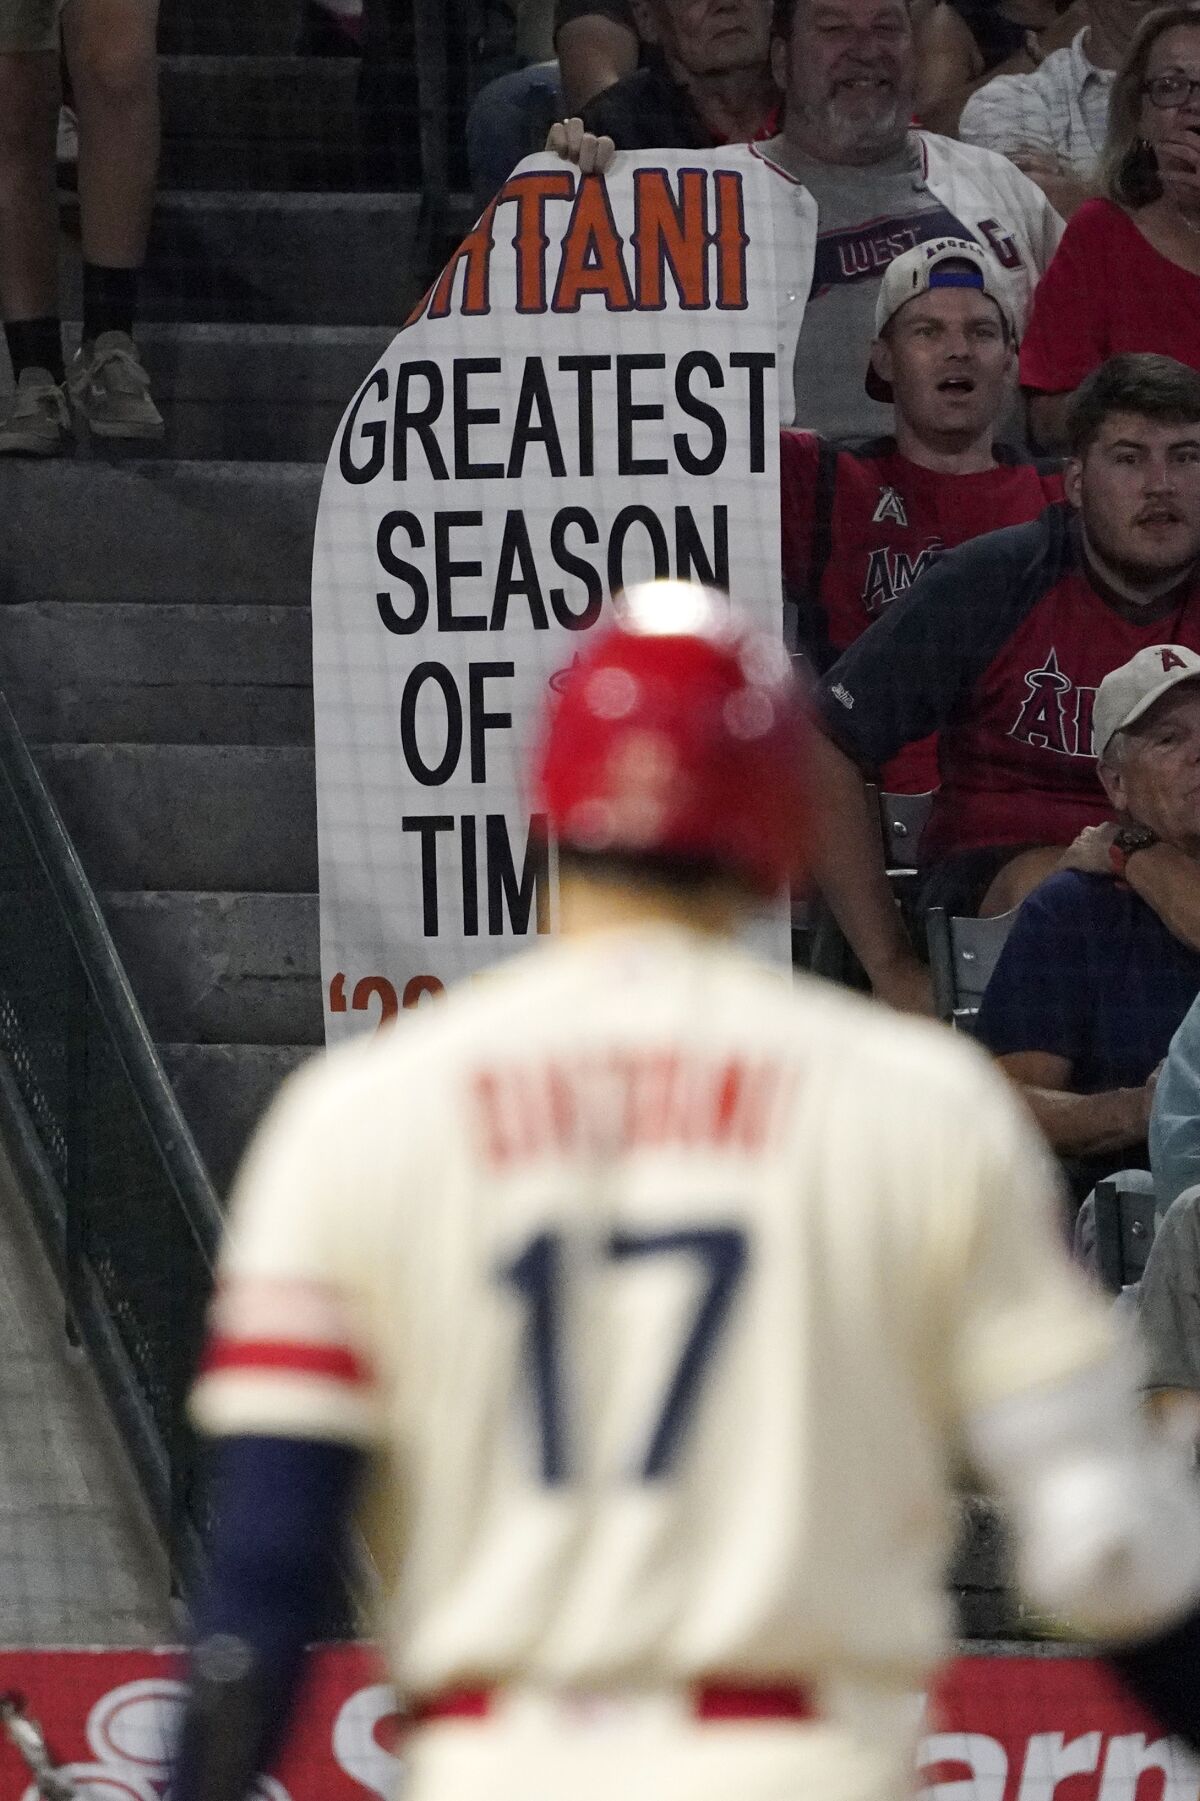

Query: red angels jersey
[[191, 926, 1112, 1705], [818, 507, 1200, 862], [781, 431, 1064, 792]]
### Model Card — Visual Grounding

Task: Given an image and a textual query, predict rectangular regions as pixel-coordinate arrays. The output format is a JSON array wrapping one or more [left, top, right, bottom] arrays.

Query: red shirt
[[818, 507, 1200, 863], [1020, 199, 1200, 394], [780, 431, 1063, 791]]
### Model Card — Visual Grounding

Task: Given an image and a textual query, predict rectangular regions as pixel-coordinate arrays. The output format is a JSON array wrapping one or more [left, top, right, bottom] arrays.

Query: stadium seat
[[1093, 1177, 1157, 1296], [925, 905, 1018, 1026], [876, 787, 935, 879]]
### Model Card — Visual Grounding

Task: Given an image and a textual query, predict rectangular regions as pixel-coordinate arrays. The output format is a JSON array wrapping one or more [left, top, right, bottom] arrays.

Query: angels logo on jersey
[[861, 541, 943, 617], [872, 486, 908, 527], [1008, 648, 1097, 758]]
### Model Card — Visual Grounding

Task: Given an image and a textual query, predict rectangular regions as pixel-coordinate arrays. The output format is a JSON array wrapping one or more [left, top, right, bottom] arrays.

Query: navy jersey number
[[500, 1226, 748, 1484]]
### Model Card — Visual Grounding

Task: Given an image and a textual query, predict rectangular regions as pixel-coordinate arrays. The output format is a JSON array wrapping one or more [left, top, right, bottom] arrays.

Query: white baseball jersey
[[192, 923, 1113, 1704]]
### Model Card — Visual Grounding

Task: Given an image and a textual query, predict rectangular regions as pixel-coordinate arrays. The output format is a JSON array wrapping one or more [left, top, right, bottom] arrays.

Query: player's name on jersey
[[474, 1048, 796, 1165], [409, 165, 752, 326]]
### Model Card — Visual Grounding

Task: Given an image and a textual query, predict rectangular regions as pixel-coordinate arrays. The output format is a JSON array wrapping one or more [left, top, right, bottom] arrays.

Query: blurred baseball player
[[175, 580, 1200, 1801]]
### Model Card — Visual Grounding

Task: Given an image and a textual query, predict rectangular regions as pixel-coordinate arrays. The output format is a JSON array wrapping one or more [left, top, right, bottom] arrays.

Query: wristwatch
[[1109, 824, 1158, 878]]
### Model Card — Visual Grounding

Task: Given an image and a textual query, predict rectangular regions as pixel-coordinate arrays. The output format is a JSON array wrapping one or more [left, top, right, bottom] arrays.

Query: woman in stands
[[1021, 4, 1200, 451]]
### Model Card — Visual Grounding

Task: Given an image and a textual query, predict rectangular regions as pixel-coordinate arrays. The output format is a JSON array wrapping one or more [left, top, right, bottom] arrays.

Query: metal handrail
[[0, 682, 222, 1587]]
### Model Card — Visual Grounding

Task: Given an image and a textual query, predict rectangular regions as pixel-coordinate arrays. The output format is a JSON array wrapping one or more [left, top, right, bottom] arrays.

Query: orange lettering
[[553, 175, 634, 313], [632, 168, 709, 311], [508, 170, 576, 313], [426, 195, 501, 320], [712, 171, 749, 311]]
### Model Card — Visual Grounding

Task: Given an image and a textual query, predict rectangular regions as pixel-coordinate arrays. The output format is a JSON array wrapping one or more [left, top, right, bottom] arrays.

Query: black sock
[[82, 263, 139, 345], [5, 317, 65, 385]]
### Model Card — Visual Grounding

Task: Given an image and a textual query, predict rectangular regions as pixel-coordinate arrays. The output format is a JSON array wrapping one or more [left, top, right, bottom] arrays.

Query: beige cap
[[866, 238, 1018, 402], [1092, 644, 1200, 763]]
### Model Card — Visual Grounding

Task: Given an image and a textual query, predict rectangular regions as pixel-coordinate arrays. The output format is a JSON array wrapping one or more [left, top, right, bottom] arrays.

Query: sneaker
[[67, 331, 164, 440], [0, 367, 70, 456]]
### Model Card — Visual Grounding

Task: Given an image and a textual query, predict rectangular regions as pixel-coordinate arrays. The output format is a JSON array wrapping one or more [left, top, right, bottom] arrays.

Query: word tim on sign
[[312, 150, 784, 1043]]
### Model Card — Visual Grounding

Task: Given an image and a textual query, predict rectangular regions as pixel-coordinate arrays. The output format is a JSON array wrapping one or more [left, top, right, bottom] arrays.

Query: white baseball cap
[[865, 238, 1018, 402], [1092, 643, 1200, 763]]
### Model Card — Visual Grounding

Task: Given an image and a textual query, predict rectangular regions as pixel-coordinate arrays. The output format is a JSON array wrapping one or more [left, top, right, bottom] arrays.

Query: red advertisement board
[[0, 1646, 1196, 1800]]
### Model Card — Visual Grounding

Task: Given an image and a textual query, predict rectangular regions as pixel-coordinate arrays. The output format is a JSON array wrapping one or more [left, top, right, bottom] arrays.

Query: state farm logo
[[18, 1679, 401, 1801]]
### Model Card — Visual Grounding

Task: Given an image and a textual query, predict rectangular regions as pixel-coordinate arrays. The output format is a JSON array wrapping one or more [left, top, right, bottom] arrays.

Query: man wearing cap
[[809, 351, 1200, 1015], [782, 237, 1062, 794], [973, 642, 1200, 1191]]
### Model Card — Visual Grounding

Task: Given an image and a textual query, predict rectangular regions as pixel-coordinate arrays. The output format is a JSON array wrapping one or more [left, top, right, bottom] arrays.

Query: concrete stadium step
[[160, 0, 302, 56], [59, 190, 449, 325], [35, 745, 316, 891], [102, 892, 321, 1045], [137, 324, 389, 462], [0, 603, 313, 744], [159, 1042, 316, 1192], [0, 461, 320, 603], [0, 323, 387, 462], [159, 56, 418, 191]]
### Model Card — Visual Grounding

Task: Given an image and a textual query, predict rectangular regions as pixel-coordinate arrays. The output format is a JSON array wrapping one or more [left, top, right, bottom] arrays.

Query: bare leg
[[979, 846, 1063, 916], [0, 50, 60, 320], [62, 0, 159, 268]]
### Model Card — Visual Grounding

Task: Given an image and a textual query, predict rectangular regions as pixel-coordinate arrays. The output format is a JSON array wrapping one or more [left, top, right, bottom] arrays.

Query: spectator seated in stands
[[782, 237, 1063, 795], [913, 0, 1083, 136], [1129, 991, 1200, 1429], [572, 0, 780, 149], [554, 0, 1063, 437], [1021, 5, 1200, 452], [973, 643, 1200, 1198], [807, 352, 1200, 1015], [467, 0, 637, 208], [957, 0, 1150, 216]]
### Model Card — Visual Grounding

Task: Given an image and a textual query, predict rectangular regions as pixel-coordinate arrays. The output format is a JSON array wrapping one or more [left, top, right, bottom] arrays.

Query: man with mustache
[[808, 353, 1200, 1015]]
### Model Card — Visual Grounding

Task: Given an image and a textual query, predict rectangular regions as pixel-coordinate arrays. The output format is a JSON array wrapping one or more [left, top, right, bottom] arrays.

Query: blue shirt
[[975, 870, 1200, 1093]]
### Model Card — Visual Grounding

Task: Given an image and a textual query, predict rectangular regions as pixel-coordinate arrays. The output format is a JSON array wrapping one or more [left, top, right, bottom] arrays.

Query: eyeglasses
[[1142, 72, 1200, 108]]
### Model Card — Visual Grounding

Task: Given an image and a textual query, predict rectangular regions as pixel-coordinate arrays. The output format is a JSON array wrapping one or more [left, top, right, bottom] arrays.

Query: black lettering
[[729, 351, 774, 473], [453, 357, 505, 480], [559, 353, 611, 477], [486, 813, 550, 935], [399, 663, 463, 786], [468, 662, 514, 783], [607, 504, 670, 595], [616, 353, 668, 476], [507, 358, 567, 478], [461, 815, 478, 936], [340, 369, 388, 484], [402, 815, 453, 934], [549, 508, 603, 629], [393, 362, 448, 481], [673, 352, 726, 477], [435, 512, 487, 631], [376, 511, 429, 634], [490, 511, 549, 631], [675, 505, 728, 588]]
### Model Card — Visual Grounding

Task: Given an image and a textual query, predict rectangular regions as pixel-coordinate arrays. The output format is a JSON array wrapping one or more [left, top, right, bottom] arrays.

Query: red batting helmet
[[533, 582, 811, 897]]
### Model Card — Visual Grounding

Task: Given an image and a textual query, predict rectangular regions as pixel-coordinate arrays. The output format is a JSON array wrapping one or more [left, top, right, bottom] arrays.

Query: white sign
[[313, 148, 785, 1045]]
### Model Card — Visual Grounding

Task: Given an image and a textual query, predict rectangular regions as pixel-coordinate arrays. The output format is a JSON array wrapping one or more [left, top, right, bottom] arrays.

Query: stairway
[[0, 1, 475, 1189]]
